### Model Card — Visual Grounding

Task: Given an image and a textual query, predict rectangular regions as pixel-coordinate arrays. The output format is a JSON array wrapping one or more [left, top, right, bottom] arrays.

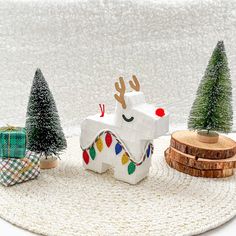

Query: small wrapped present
[[0, 126, 26, 158], [0, 151, 40, 186]]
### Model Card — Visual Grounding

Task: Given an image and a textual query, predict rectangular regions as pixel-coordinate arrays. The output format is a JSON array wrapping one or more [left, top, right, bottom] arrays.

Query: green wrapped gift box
[[0, 126, 26, 158]]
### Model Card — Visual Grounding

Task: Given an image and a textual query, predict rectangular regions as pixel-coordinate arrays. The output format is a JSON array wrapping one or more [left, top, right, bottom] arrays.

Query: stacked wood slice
[[165, 130, 236, 178]]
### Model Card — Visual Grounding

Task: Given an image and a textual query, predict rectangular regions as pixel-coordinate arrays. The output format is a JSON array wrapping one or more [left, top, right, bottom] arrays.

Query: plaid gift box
[[0, 126, 26, 158], [0, 151, 40, 187]]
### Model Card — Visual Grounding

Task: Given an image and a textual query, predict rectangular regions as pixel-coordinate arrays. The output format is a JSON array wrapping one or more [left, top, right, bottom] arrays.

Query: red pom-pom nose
[[155, 108, 165, 117]]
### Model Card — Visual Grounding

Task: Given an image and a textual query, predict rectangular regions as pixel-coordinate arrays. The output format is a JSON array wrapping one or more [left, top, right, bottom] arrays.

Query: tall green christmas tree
[[188, 41, 233, 134], [26, 69, 67, 157]]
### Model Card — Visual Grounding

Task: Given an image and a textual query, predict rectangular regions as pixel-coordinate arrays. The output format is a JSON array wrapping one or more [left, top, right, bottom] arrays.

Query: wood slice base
[[40, 157, 58, 169], [165, 151, 234, 178], [165, 130, 236, 178], [171, 130, 236, 159], [167, 147, 236, 170], [197, 131, 219, 144]]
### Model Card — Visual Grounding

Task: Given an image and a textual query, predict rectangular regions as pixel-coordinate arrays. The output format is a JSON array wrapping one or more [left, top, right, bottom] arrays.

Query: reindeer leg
[[83, 156, 110, 174], [82, 147, 110, 174], [114, 156, 152, 185]]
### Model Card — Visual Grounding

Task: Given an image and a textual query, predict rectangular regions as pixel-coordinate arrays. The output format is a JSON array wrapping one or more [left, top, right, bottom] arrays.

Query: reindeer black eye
[[122, 114, 134, 122]]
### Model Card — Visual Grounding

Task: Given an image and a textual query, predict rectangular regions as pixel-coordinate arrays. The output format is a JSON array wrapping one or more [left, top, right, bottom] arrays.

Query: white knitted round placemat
[[0, 136, 236, 236]]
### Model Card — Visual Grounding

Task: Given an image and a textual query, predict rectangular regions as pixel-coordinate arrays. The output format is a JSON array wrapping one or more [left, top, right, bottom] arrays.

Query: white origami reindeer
[[80, 76, 169, 184]]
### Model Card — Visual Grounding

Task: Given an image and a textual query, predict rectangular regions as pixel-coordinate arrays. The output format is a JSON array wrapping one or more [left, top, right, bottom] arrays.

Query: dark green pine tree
[[188, 41, 233, 134], [26, 68, 67, 157]]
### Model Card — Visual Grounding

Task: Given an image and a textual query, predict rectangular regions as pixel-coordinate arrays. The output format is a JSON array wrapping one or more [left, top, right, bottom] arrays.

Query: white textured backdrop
[[0, 0, 235, 134]]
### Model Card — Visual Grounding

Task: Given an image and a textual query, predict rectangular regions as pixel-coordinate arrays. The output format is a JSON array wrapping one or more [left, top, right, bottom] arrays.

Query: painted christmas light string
[[81, 129, 154, 174], [80, 75, 169, 184]]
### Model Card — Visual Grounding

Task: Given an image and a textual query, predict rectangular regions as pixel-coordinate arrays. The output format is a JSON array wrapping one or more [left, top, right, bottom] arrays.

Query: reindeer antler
[[129, 75, 140, 91], [114, 77, 126, 109]]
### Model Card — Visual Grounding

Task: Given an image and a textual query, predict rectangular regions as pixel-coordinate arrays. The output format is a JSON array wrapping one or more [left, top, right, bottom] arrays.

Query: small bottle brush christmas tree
[[188, 41, 233, 138], [26, 69, 67, 166]]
